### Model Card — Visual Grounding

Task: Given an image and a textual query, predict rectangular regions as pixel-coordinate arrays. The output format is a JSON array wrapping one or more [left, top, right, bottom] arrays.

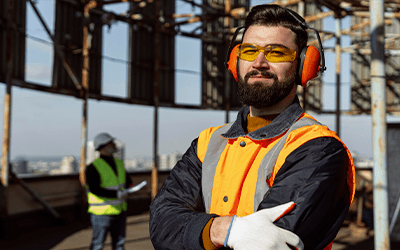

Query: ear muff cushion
[[299, 45, 321, 87], [228, 44, 241, 82]]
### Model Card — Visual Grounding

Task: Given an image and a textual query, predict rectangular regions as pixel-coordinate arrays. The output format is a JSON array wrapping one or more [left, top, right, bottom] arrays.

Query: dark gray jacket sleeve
[[258, 137, 351, 250], [149, 138, 218, 250]]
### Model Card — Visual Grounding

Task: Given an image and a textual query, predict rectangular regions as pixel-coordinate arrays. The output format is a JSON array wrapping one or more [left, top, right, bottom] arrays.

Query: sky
[[1, 0, 399, 161]]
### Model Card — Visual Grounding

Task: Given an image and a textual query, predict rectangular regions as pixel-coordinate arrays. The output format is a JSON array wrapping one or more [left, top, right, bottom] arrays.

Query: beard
[[237, 69, 296, 109]]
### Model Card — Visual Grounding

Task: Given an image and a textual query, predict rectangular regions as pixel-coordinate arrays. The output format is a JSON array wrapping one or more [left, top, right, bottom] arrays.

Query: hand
[[117, 189, 129, 200], [226, 202, 304, 250]]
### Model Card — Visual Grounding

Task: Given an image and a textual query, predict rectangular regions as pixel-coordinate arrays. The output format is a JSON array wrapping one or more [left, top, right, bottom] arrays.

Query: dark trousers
[[90, 212, 127, 250]]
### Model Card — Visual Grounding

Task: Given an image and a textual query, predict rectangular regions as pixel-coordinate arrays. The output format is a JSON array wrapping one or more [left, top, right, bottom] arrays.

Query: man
[[149, 4, 355, 250], [85, 132, 133, 250]]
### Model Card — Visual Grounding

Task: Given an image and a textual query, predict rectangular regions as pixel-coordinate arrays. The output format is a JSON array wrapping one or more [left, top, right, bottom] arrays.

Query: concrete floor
[[50, 213, 153, 250]]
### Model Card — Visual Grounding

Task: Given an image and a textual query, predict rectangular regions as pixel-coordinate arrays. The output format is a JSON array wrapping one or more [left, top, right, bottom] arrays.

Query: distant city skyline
[[10, 148, 373, 177], [10, 133, 183, 175], [11, 149, 183, 176]]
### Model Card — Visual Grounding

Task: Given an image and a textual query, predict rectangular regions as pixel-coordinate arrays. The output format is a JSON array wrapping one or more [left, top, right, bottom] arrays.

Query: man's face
[[100, 141, 117, 156], [237, 25, 298, 109]]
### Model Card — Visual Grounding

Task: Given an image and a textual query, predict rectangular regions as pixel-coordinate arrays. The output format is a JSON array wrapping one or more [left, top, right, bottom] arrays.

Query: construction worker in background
[[85, 132, 133, 250], [149, 4, 355, 250]]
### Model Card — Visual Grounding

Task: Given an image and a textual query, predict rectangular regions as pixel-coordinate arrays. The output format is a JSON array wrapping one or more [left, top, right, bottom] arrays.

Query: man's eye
[[243, 49, 258, 55], [269, 50, 285, 56]]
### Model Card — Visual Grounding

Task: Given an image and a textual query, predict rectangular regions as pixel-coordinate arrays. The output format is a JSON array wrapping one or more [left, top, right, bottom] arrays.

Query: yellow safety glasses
[[238, 43, 297, 63]]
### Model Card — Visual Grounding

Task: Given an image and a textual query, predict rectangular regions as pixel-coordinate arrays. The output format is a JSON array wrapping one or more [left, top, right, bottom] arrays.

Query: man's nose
[[252, 52, 270, 69]]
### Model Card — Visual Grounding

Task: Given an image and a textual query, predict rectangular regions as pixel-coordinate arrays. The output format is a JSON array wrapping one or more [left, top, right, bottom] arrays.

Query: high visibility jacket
[[198, 113, 355, 250], [199, 113, 355, 217], [149, 98, 356, 250], [87, 157, 127, 215]]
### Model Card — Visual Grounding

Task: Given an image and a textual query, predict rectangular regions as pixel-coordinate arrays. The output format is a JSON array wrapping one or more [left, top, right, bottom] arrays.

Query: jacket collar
[[222, 96, 304, 140]]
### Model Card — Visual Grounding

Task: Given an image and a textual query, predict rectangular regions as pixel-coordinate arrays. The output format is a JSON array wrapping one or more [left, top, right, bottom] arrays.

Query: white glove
[[117, 189, 129, 200], [226, 202, 304, 250]]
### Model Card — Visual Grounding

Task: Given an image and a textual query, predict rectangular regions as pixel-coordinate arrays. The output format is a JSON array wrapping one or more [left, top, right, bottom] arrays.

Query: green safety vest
[[87, 157, 127, 215]]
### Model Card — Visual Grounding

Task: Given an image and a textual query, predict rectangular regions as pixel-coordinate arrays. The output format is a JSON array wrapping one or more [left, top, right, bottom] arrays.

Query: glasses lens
[[265, 46, 297, 62], [238, 44, 260, 61], [238, 43, 296, 62]]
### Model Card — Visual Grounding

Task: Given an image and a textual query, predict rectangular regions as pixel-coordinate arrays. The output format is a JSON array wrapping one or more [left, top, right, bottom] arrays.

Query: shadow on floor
[[1, 220, 91, 250]]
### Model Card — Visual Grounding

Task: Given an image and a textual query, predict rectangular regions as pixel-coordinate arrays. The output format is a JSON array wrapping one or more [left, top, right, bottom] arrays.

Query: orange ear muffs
[[298, 45, 321, 87], [227, 44, 241, 82]]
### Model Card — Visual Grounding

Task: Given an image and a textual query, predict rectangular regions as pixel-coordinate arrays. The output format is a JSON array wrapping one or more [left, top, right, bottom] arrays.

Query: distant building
[[125, 156, 154, 171], [137, 156, 153, 170], [27, 160, 61, 175], [125, 158, 138, 172], [169, 151, 182, 170], [12, 158, 28, 175], [60, 155, 78, 174], [158, 151, 182, 170], [159, 154, 169, 170]]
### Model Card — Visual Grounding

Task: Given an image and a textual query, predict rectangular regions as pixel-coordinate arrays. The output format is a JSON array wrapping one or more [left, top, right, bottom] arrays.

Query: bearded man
[[149, 4, 355, 250]]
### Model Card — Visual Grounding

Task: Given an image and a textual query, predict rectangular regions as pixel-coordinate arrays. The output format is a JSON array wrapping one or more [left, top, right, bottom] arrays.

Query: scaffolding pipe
[[298, 1, 307, 111], [335, 18, 341, 137], [79, 2, 96, 186], [224, 0, 231, 123], [1, 0, 14, 188], [152, 0, 161, 200], [370, 0, 390, 249], [0, 1, 14, 235]]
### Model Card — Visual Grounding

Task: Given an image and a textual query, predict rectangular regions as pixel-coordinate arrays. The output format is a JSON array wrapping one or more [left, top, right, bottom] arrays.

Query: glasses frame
[[237, 43, 297, 63]]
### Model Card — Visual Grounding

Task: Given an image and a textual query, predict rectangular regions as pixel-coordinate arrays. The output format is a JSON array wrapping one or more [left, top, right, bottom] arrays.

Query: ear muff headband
[[225, 7, 326, 87]]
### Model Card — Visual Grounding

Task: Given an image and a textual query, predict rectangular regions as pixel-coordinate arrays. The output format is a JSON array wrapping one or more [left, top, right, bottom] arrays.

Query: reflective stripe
[[253, 117, 320, 211], [202, 123, 233, 213], [104, 185, 119, 191], [86, 183, 124, 192], [89, 199, 125, 206], [202, 117, 322, 213]]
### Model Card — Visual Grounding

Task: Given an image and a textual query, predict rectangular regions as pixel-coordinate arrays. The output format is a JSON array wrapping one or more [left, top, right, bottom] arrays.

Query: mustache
[[244, 70, 278, 81]]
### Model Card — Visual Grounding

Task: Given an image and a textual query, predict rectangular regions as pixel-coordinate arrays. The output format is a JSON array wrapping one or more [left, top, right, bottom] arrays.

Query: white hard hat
[[93, 132, 114, 151]]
